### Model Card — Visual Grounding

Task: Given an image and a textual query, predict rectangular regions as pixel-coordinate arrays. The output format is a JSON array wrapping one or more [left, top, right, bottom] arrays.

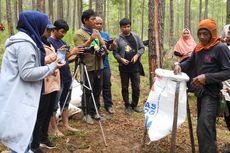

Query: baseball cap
[[46, 22, 55, 29]]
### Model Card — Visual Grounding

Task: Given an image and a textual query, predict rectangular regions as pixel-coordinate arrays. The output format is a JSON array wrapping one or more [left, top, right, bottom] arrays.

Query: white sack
[[144, 68, 189, 141]]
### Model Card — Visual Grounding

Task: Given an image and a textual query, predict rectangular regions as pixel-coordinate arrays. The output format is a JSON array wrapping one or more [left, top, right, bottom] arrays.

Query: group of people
[[0, 9, 144, 153], [174, 21, 230, 153], [1, 8, 230, 153]]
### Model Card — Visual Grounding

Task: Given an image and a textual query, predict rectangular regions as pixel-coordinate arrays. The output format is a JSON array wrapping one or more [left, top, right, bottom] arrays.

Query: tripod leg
[[83, 65, 108, 146]]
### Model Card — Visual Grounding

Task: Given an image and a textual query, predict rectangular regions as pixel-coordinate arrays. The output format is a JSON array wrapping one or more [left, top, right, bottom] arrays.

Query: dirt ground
[[1, 92, 230, 153]]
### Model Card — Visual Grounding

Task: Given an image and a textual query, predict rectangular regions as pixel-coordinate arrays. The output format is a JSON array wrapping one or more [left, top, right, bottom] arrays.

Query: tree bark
[[77, 0, 82, 29], [141, 0, 145, 40], [204, 0, 208, 19], [0, 0, 1, 23], [168, 0, 174, 56], [66, 0, 70, 24], [184, 0, 189, 28], [18, 0, 23, 13], [199, 0, 202, 21], [125, 0, 128, 18], [227, 0, 230, 24], [37, 0, 45, 12], [188, 0, 191, 29], [104, 0, 106, 31], [96, 0, 103, 19], [57, 0, 63, 19], [89, 0, 92, 9], [14, 0, 18, 25], [6, 0, 14, 35], [148, 0, 155, 87], [129, 0, 132, 22], [72, 0, 76, 32], [48, 0, 53, 22]]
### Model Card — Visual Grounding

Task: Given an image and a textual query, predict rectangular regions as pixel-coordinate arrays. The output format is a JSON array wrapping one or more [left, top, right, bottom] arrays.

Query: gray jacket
[[113, 32, 145, 65], [0, 31, 57, 153]]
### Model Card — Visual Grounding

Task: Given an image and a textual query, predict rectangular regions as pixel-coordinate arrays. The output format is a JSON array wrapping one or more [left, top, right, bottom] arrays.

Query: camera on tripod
[[83, 45, 107, 56]]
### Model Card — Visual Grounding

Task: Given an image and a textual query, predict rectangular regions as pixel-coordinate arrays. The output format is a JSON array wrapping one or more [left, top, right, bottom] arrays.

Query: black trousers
[[197, 95, 218, 153], [82, 70, 102, 116], [225, 101, 230, 130], [119, 71, 140, 108], [31, 91, 57, 149]]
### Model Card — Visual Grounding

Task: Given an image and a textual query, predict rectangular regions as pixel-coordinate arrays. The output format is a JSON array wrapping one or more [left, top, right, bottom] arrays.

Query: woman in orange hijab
[[174, 28, 196, 62]]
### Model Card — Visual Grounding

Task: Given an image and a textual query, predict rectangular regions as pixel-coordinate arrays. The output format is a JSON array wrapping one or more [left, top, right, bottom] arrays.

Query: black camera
[[94, 46, 107, 56], [83, 45, 107, 56], [83, 46, 95, 54]]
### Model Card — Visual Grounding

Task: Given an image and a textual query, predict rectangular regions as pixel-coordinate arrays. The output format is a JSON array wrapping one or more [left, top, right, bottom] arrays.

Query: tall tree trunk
[[158, 0, 164, 67], [204, 0, 208, 19], [125, 0, 128, 18], [227, 0, 230, 24], [14, 0, 18, 25], [32, 0, 36, 10], [72, 0, 76, 32], [188, 0, 191, 29], [6, 0, 14, 35], [141, 0, 145, 40], [104, 0, 106, 31], [66, 0, 70, 24], [129, 0, 132, 21], [77, 0, 83, 29], [154, 0, 161, 68], [18, 0, 23, 13], [57, 0, 63, 19], [168, 0, 174, 57], [96, 0, 103, 19], [184, 0, 189, 28], [199, 0, 202, 21], [89, 0, 92, 9], [148, 0, 155, 87], [0, 0, 1, 23], [37, 0, 45, 12], [48, 0, 54, 22]]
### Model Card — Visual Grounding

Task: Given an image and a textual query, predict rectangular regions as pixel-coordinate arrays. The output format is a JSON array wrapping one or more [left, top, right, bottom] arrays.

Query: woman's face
[[182, 29, 190, 40]]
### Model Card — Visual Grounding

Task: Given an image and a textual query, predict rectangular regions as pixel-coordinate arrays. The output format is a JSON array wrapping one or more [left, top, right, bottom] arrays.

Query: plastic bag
[[144, 68, 189, 141]]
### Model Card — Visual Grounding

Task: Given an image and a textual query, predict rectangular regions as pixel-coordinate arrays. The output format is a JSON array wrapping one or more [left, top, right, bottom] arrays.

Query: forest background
[[0, 0, 230, 153]]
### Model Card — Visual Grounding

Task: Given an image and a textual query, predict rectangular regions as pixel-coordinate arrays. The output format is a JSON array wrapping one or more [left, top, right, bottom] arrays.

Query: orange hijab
[[174, 28, 196, 62], [195, 19, 220, 53]]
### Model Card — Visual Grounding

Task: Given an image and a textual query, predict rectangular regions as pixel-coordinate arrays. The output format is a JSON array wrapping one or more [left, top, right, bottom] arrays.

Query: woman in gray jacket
[[0, 11, 64, 153]]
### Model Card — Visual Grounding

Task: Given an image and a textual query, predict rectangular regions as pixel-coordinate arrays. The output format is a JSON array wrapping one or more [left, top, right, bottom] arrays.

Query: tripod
[[66, 55, 108, 146]]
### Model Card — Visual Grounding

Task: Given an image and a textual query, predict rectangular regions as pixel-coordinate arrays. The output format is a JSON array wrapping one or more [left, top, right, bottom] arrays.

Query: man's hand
[[131, 54, 139, 63], [191, 74, 206, 87], [121, 58, 129, 65], [71, 46, 85, 55], [174, 64, 182, 74]]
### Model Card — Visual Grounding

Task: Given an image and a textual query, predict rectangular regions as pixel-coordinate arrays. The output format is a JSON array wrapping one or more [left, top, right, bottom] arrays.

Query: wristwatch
[[174, 62, 180, 65]]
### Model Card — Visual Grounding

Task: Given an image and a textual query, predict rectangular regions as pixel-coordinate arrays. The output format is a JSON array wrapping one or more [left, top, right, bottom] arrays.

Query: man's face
[[84, 16, 96, 29], [198, 29, 212, 45], [226, 35, 230, 45], [95, 19, 103, 31], [120, 24, 131, 35], [53, 28, 67, 39]]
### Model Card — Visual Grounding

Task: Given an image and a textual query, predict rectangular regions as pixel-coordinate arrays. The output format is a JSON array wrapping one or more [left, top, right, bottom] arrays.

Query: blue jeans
[[103, 68, 113, 110], [197, 95, 218, 153]]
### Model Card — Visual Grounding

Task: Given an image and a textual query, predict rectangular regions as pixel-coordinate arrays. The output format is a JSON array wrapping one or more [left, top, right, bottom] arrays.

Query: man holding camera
[[74, 9, 105, 124]]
